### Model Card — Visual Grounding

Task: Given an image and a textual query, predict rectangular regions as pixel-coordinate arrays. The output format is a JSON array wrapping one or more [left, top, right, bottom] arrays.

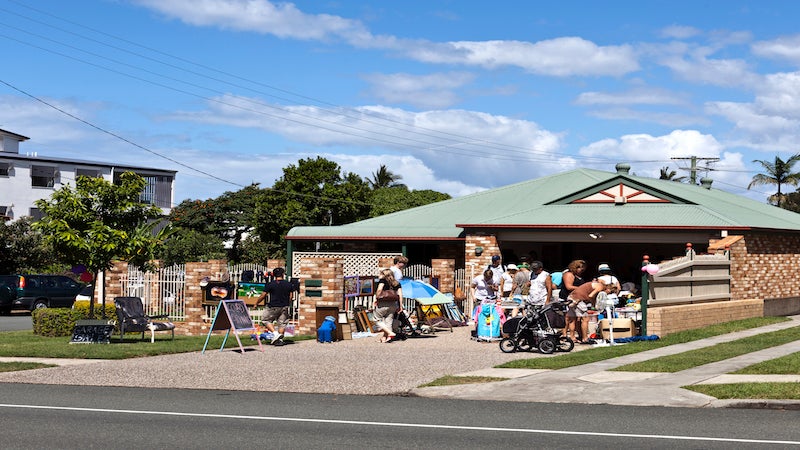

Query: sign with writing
[[202, 300, 263, 353], [70, 320, 115, 344]]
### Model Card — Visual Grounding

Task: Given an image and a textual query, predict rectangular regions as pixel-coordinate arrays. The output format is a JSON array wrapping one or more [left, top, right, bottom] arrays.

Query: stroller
[[500, 299, 574, 354]]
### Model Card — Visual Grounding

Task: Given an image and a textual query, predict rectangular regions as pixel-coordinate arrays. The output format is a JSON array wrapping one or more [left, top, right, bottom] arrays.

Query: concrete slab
[[456, 368, 549, 378], [698, 374, 800, 384]]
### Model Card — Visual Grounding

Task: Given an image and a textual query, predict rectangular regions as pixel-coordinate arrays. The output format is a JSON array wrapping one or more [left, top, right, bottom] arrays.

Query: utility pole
[[671, 156, 720, 184]]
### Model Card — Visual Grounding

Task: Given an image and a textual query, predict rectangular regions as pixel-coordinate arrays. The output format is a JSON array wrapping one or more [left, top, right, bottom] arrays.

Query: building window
[[76, 168, 102, 178], [0, 162, 9, 176], [31, 165, 56, 188], [140, 175, 173, 208], [29, 207, 44, 221], [0, 206, 8, 220]]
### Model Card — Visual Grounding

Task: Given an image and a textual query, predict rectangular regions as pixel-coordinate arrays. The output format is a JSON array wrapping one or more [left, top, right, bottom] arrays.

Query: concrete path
[[411, 315, 800, 409]]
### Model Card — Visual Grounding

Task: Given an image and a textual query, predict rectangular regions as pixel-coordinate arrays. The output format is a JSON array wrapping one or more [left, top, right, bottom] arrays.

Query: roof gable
[[553, 176, 687, 205]]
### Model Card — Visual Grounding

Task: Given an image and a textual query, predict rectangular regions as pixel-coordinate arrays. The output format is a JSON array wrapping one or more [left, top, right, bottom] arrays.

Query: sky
[[3, 0, 800, 206]]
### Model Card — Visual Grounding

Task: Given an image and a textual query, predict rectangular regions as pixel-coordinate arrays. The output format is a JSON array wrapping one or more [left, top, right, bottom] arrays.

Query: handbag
[[377, 287, 400, 302]]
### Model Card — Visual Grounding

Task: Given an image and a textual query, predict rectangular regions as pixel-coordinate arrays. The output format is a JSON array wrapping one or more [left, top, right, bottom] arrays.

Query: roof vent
[[615, 163, 631, 174], [700, 177, 713, 189]]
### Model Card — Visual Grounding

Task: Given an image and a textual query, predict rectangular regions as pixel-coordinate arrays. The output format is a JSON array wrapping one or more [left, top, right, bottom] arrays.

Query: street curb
[[710, 399, 800, 410]]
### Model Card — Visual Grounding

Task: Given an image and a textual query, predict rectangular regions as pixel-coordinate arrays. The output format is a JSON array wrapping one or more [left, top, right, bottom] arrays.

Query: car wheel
[[32, 300, 48, 310]]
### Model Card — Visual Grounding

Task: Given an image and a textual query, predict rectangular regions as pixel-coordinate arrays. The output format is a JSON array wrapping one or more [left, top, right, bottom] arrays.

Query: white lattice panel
[[292, 252, 401, 277]]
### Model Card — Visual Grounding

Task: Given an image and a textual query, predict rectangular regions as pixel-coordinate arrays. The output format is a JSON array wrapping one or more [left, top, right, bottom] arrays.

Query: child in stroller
[[500, 299, 574, 353]]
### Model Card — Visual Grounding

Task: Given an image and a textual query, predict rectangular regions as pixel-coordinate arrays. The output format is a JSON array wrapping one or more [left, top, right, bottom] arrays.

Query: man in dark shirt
[[257, 268, 298, 345]]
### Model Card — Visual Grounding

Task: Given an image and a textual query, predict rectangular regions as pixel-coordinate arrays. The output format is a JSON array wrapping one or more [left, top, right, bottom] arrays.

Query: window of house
[[0, 162, 9, 177], [140, 175, 173, 208], [76, 168, 101, 178], [0, 206, 8, 219], [28, 207, 44, 221], [31, 165, 56, 188]]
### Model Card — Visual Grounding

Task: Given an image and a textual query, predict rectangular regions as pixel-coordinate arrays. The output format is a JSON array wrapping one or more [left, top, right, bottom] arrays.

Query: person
[[471, 268, 498, 303], [511, 262, 532, 317], [257, 267, 298, 346], [596, 263, 621, 305], [526, 261, 554, 308], [488, 255, 505, 285], [558, 259, 587, 301], [374, 268, 403, 343], [565, 279, 614, 344], [499, 264, 518, 303], [390, 255, 408, 281]]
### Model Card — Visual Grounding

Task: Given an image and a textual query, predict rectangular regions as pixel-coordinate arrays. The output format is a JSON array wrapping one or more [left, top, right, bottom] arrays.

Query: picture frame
[[359, 276, 375, 295], [344, 275, 360, 298]]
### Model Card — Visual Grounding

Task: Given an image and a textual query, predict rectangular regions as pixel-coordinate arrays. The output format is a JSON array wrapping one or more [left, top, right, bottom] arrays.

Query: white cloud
[[0, 96, 95, 146], [361, 72, 475, 109], [659, 25, 701, 40], [659, 52, 758, 88], [580, 129, 724, 163], [405, 37, 639, 77], [752, 34, 800, 65], [586, 107, 710, 127], [575, 87, 687, 106]]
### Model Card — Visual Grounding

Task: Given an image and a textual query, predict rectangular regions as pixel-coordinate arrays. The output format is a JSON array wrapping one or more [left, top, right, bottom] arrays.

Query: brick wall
[[647, 299, 763, 336], [465, 234, 500, 274], [728, 233, 800, 304], [295, 257, 344, 336], [431, 258, 455, 294]]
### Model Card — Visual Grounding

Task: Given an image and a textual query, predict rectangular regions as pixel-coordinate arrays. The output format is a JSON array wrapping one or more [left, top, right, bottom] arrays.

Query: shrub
[[72, 301, 117, 320], [32, 308, 85, 337]]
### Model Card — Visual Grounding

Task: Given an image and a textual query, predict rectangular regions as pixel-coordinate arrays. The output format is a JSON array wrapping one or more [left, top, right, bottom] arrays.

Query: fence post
[[640, 255, 649, 336]]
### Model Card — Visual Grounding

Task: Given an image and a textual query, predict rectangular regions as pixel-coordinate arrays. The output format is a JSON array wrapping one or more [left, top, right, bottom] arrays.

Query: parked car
[[0, 274, 84, 313]]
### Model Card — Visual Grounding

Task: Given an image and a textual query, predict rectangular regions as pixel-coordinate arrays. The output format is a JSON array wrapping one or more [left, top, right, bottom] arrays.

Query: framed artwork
[[237, 282, 266, 298], [359, 276, 375, 295], [344, 275, 360, 298]]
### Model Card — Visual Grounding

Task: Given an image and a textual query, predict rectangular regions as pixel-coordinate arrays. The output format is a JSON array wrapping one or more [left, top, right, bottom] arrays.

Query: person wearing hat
[[488, 255, 505, 285], [499, 263, 518, 305], [596, 263, 621, 292], [510, 262, 532, 317]]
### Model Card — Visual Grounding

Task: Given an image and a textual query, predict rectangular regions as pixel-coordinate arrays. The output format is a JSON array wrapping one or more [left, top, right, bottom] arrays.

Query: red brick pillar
[[465, 234, 500, 273], [104, 261, 127, 301], [431, 259, 455, 294], [295, 257, 344, 336], [267, 259, 286, 270], [182, 259, 228, 335]]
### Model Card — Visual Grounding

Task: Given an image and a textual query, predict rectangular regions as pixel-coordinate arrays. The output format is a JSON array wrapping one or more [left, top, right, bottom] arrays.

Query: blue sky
[[3, 0, 800, 205]]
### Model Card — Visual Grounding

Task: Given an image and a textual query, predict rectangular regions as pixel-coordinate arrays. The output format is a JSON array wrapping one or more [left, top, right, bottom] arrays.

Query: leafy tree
[[254, 157, 372, 256], [748, 154, 800, 207], [369, 186, 451, 217], [0, 217, 62, 274], [167, 184, 261, 262], [780, 191, 800, 213], [368, 164, 405, 189], [659, 166, 688, 183], [33, 172, 169, 316], [158, 229, 226, 266]]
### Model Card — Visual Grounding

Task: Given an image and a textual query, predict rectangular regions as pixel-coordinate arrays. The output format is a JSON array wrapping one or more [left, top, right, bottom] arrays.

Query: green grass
[[684, 382, 800, 400], [0, 362, 56, 372], [613, 326, 800, 373], [0, 330, 311, 359], [496, 316, 787, 370], [733, 351, 800, 374], [419, 375, 509, 387]]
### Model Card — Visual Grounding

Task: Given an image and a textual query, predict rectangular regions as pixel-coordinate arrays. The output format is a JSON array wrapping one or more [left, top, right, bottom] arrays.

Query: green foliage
[[369, 186, 451, 217], [31, 308, 85, 337], [0, 216, 62, 274], [167, 184, 261, 263], [33, 172, 169, 314], [72, 301, 117, 320], [158, 228, 226, 266], [368, 164, 405, 189], [254, 157, 372, 255], [748, 154, 800, 207]]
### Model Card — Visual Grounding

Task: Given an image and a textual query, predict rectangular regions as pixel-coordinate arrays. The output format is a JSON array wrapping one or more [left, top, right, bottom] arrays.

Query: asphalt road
[[0, 313, 31, 332], [1, 384, 798, 449]]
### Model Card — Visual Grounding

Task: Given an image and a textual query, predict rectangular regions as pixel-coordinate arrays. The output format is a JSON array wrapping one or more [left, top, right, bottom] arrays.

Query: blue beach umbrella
[[399, 279, 440, 299]]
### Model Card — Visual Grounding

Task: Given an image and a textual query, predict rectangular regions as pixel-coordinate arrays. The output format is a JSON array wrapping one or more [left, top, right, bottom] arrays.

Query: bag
[[377, 288, 399, 302]]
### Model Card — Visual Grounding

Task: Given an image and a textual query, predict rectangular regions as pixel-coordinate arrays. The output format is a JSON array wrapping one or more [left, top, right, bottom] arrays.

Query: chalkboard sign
[[202, 300, 263, 353], [70, 320, 115, 344]]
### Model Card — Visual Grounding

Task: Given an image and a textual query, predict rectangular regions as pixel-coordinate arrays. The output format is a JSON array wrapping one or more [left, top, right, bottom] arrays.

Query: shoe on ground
[[270, 335, 280, 344], [273, 339, 285, 346]]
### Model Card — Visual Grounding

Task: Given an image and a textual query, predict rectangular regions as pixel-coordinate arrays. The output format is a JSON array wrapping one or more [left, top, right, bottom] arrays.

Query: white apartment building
[[0, 128, 176, 221]]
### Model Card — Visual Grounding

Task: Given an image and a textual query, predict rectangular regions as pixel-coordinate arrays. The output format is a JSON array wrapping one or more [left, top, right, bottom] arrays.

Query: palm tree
[[659, 166, 688, 182], [368, 164, 405, 189], [748, 154, 800, 207]]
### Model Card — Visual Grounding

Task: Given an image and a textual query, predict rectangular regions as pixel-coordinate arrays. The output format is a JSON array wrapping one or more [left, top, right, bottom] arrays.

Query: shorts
[[373, 300, 396, 330], [566, 298, 589, 318], [262, 306, 290, 327]]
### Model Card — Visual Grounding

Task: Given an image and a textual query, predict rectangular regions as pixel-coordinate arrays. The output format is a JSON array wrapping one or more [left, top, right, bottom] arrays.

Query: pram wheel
[[557, 336, 575, 352], [538, 338, 556, 354], [516, 337, 534, 352], [499, 337, 517, 353]]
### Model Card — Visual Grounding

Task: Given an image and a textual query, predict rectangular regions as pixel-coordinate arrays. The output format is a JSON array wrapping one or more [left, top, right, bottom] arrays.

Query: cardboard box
[[341, 323, 352, 340], [600, 318, 635, 339]]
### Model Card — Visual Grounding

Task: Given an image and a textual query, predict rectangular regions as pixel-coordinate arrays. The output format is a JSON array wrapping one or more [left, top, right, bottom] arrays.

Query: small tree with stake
[[33, 172, 170, 318]]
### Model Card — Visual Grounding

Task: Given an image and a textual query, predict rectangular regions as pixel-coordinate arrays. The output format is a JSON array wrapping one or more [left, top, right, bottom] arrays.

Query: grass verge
[[733, 351, 800, 374], [419, 375, 509, 387], [0, 362, 56, 372], [613, 326, 800, 373], [684, 382, 800, 400], [496, 316, 787, 370], [0, 330, 312, 360]]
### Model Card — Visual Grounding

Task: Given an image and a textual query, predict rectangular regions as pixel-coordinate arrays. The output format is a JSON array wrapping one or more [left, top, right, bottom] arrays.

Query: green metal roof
[[287, 167, 800, 240]]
